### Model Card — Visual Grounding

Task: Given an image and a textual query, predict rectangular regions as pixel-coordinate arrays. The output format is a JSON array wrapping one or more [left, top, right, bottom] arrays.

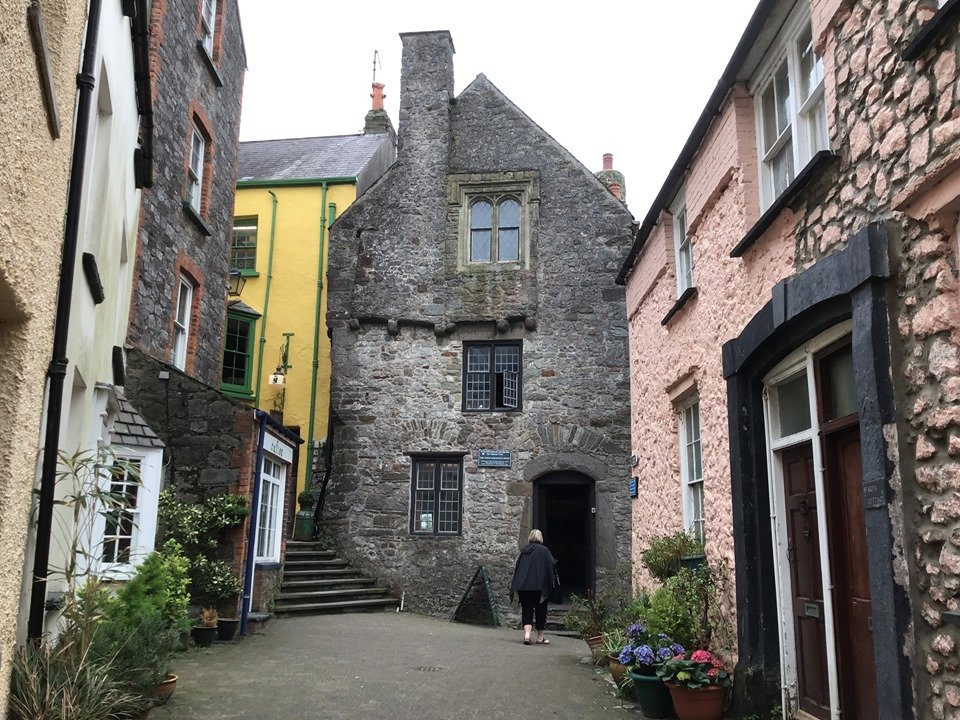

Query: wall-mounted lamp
[[227, 267, 246, 297], [269, 366, 286, 386]]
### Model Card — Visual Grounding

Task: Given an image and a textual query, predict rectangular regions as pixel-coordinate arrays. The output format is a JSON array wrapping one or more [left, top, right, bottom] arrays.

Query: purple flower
[[618, 646, 633, 665], [636, 645, 655, 665], [658, 632, 670, 641], [656, 646, 673, 661], [627, 622, 646, 639], [670, 643, 685, 656]]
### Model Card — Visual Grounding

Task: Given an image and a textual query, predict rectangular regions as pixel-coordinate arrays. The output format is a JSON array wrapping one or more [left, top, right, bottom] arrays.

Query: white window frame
[[750, 2, 829, 210], [678, 398, 705, 542], [670, 188, 693, 296], [255, 453, 287, 563], [172, 277, 193, 370], [200, 0, 217, 56], [96, 448, 163, 580], [188, 125, 205, 212], [761, 320, 852, 720]]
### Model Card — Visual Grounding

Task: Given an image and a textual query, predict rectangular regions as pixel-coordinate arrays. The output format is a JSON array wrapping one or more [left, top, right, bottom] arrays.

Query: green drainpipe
[[304, 183, 329, 493], [253, 190, 279, 409]]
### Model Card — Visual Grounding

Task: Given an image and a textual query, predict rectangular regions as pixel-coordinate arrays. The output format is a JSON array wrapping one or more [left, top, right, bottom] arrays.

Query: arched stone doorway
[[533, 471, 595, 599]]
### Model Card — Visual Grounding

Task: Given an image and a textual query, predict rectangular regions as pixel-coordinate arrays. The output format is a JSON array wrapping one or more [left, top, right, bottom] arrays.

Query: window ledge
[[196, 40, 224, 87], [238, 269, 260, 278], [221, 386, 254, 400], [730, 151, 838, 258], [661, 286, 698, 326], [182, 200, 213, 237], [902, 0, 960, 61]]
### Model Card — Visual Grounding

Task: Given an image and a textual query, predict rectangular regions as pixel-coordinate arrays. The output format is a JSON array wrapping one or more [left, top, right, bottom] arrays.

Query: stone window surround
[[720, 223, 911, 719], [408, 453, 464, 537], [749, 0, 829, 212], [449, 171, 540, 272]]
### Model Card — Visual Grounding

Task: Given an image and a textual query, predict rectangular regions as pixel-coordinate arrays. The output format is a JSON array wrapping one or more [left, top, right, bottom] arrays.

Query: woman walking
[[510, 529, 557, 645]]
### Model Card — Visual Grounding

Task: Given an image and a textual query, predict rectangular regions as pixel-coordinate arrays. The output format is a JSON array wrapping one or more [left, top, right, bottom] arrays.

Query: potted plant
[[563, 592, 612, 656], [601, 630, 628, 683], [154, 673, 178, 705], [191, 607, 218, 648], [620, 623, 684, 719], [295, 490, 317, 540], [217, 614, 240, 642], [657, 650, 732, 720], [642, 531, 705, 582]]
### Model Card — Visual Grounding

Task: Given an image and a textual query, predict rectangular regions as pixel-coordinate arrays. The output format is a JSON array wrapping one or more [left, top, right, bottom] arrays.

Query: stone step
[[281, 577, 377, 589], [284, 549, 336, 559], [283, 558, 350, 569], [273, 598, 398, 614], [275, 587, 390, 602], [282, 568, 360, 578]]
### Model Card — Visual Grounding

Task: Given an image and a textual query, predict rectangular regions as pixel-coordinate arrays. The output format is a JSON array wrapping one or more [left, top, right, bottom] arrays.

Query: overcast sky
[[236, 0, 759, 218]]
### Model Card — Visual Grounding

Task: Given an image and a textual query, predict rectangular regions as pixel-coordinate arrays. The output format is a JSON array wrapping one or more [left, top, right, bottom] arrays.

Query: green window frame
[[230, 217, 258, 274], [221, 311, 256, 396]]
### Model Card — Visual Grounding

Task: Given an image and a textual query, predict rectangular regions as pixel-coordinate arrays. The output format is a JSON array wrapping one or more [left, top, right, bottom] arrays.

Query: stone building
[[324, 31, 635, 619], [618, 0, 960, 718]]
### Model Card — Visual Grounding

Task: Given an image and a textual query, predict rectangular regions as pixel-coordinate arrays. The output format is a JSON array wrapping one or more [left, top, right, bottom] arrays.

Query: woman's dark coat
[[510, 542, 556, 602]]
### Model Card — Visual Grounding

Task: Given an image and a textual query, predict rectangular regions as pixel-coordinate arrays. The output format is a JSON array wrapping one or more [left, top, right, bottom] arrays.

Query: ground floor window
[[410, 456, 463, 535], [255, 454, 286, 562], [679, 400, 705, 542], [102, 459, 140, 564]]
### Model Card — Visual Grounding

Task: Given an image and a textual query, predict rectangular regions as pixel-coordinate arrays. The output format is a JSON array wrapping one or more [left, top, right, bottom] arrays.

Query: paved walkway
[[153, 612, 641, 719]]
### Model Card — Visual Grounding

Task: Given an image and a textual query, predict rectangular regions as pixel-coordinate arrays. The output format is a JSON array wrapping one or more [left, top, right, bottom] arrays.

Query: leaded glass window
[[463, 341, 522, 412], [411, 457, 462, 535], [468, 194, 523, 264]]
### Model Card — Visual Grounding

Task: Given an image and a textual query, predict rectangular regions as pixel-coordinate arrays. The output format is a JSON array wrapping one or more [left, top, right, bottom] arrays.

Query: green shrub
[[639, 564, 728, 651], [641, 531, 705, 583], [91, 609, 178, 702], [189, 555, 244, 607]]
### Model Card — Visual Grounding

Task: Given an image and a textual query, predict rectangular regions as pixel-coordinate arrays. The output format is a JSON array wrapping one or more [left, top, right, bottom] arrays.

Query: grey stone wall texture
[[127, 0, 245, 386], [325, 31, 635, 619]]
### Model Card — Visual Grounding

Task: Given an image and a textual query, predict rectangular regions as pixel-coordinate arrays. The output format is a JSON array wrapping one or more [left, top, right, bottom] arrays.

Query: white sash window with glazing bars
[[200, 0, 217, 56], [680, 400, 705, 542]]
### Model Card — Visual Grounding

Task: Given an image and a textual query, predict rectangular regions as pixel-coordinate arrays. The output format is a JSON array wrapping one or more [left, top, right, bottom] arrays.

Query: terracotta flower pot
[[153, 673, 178, 705], [667, 683, 726, 720], [607, 655, 628, 685], [585, 634, 604, 655]]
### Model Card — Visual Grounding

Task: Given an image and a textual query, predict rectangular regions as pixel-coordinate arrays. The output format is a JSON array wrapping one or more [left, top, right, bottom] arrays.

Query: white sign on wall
[[264, 430, 295, 464]]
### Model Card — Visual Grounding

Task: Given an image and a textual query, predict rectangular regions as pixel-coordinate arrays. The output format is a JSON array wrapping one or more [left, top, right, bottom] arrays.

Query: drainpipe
[[303, 182, 328, 494], [240, 410, 267, 636], [253, 190, 278, 409], [27, 0, 104, 641]]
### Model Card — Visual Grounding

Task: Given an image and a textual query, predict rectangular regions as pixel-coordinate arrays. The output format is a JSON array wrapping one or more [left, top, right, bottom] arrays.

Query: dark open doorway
[[533, 472, 595, 600]]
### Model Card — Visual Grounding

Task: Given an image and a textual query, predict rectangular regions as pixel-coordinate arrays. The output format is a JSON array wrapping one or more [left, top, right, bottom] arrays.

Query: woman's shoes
[[523, 637, 532, 645], [536, 637, 550, 644]]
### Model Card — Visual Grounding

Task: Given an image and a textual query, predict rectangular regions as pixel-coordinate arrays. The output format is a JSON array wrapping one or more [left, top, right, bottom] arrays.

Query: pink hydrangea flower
[[690, 649, 713, 663]]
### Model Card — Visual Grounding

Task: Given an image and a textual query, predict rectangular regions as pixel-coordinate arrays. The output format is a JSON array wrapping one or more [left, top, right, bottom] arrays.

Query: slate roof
[[237, 134, 390, 182], [112, 396, 164, 448]]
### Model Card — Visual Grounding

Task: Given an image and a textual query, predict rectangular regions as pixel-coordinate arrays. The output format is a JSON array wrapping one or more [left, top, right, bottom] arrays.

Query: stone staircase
[[273, 541, 397, 615]]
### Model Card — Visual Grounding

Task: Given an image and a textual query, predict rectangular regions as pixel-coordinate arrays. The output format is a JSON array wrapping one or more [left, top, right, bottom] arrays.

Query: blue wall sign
[[478, 449, 512, 468], [629, 477, 638, 498]]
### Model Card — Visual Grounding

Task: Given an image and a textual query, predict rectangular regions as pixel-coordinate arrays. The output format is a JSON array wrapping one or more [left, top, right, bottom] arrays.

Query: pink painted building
[[620, 0, 960, 718]]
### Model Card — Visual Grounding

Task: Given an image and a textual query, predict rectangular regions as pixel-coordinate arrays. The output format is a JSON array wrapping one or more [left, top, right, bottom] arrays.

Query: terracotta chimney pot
[[603, 153, 613, 171], [371, 82, 386, 111], [608, 182, 622, 200]]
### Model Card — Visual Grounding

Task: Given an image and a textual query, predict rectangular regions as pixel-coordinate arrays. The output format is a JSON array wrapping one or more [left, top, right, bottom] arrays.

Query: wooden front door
[[782, 443, 831, 720], [823, 424, 878, 719]]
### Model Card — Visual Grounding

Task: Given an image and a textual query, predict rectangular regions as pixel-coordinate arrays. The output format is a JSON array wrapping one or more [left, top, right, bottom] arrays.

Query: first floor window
[[187, 124, 205, 212], [410, 456, 463, 535], [469, 195, 521, 263], [463, 341, 521, 411], [230, 217, 258, 271], [672, 192, 693, 295], [256, 455, 286, 561], [752, 7, 828, 209], [221, 311, 256, 393], [680, 400, 705, 542], [172, 277, 193, 370], [102, 459, 141, 564]]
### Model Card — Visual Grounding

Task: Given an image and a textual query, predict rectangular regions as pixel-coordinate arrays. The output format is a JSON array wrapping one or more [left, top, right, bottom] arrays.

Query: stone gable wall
[[326, 33, 635, 619], [625, 0, 960, 715], [127, 0, 245, 386]]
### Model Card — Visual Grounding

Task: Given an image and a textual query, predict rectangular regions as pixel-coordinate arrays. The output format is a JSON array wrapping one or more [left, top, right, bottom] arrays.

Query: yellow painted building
[[227, 107, 395, 498]]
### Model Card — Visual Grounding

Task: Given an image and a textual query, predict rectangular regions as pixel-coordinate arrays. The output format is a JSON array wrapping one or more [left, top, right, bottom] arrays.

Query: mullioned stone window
[[448, 171, 540, 271]]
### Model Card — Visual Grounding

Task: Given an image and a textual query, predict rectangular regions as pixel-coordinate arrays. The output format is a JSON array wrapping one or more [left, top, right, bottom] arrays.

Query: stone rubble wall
[[625, 1, 960, 714]]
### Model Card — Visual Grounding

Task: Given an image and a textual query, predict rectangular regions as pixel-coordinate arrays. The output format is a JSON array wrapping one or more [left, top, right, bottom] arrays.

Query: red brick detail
[[147, 0, 168, 106], [165, 251, 206, 377], [183, 99, 216, 218]]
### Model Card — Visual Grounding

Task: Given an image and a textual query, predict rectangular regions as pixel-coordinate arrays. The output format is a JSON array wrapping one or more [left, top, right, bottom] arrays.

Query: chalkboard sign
[[478, 449, 512, 468], [451, 565, 501, 627]]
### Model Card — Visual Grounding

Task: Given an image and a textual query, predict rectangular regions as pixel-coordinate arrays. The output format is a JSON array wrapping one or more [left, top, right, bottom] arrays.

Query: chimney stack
[[398, 31, 455, 161], [595, 153, 626, 203], [363, 82, 395, 138]]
